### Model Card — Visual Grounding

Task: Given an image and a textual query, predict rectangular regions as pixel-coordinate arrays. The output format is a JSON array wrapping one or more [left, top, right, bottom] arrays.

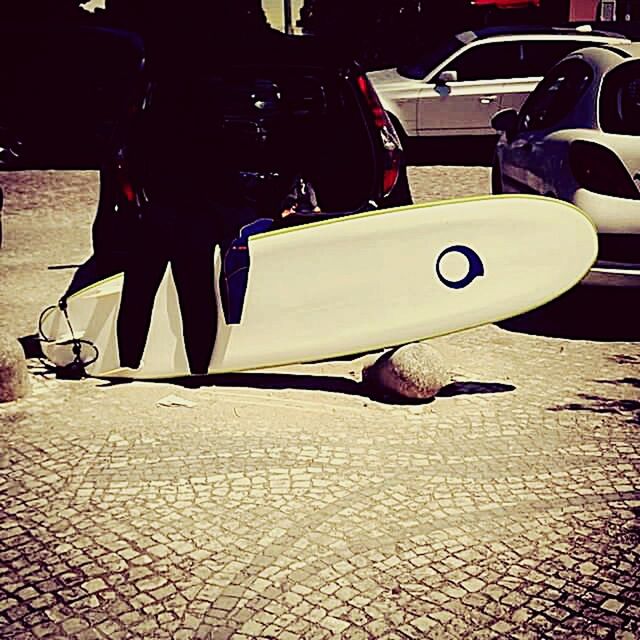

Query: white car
[[492, 42, 640, 287], [367, 25, 629, 144]]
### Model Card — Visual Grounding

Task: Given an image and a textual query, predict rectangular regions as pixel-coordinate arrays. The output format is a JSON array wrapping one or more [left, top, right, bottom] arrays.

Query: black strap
[[37, 298, 99, 379]]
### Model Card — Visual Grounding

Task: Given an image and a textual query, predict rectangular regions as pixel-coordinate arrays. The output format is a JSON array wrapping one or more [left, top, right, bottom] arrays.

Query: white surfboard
[[39, 195, 598, 379]]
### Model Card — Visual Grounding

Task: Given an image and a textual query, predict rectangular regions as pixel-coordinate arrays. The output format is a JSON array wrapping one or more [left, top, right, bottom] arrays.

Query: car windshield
[[397, 31, 476, 80]]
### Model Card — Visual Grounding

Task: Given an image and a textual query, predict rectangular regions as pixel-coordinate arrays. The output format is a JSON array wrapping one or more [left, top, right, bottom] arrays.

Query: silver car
[[492, 42, 640, 287], [367, 25, 628, 145]]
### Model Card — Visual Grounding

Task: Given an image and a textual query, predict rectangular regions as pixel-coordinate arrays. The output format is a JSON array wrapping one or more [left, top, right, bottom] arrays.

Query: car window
[[518, 59, 593, 132], [442, 42, 522, 81], [521, 40, 600, 77], [600, 59, 640, 135], [398, 31, 475, 80]]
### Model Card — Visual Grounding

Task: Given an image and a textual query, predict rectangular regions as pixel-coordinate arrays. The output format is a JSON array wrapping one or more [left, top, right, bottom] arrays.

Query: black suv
[[0, 22, 411, 260]]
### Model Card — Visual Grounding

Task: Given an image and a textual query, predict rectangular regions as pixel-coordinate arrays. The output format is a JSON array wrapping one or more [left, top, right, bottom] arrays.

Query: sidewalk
[[0, 170, 638, 639]]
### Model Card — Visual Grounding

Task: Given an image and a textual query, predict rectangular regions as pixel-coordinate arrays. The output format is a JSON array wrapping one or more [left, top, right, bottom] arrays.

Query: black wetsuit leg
[[170, 245, 217, 375], [117, 253, 169, 369]]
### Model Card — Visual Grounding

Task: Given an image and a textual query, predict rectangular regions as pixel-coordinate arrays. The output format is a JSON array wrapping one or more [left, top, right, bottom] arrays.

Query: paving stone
[[61, 617, 90, 634], [602, 598, 626, 614]]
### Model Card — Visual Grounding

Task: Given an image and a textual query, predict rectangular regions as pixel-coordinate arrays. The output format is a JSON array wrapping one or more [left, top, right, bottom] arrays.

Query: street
[[0, 168, 639, 639]]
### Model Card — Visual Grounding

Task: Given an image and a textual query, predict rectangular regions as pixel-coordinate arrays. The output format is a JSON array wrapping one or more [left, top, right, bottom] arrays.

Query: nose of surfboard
[[432, 195, 597, 294]]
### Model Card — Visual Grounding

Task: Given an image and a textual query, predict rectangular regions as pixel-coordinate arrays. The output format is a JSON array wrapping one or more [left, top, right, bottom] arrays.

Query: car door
[[500, 59, 594, 195], [416, 41, 521, 136]]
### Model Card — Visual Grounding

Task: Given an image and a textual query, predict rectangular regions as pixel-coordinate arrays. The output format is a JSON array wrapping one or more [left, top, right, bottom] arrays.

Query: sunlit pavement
[[0, 169, 638, 639]]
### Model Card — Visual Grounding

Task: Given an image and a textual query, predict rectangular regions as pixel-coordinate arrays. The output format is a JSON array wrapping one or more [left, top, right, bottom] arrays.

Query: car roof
[[459, 24, 629, 42], [564, 41, 640, 66], [598, 42, 640, 58]]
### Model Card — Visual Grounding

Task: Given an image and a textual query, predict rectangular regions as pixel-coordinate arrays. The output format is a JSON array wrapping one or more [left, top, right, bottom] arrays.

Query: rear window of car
[[520, 40, 603, 77], [600, 59, 640, 135]]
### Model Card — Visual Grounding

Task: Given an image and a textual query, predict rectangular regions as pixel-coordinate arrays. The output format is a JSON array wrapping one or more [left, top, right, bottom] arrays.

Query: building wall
[[262, 0, 305, 31], [82, 1, 304, 33], [570, 0, 600, 20]]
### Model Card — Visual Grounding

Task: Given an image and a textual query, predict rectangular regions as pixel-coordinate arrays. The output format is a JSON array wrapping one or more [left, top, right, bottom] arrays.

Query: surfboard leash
[[37, 298, 99, 379]]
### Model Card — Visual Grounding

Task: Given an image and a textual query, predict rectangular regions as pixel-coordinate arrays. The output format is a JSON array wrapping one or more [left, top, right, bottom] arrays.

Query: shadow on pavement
[[168, 373, 516, 405], [94, 371, 517, 405], [437, 381, 515, 397], [548, 392, 640, 426], [547, 366, 640, 425], [499, 285, 640, 342]]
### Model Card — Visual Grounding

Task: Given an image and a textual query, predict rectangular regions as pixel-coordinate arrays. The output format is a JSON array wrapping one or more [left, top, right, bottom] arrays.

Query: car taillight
[[356, 74, 401, 197], [569, 140, 640, 200], [114, 83, 150, 205], [114, 149, 136, 204]]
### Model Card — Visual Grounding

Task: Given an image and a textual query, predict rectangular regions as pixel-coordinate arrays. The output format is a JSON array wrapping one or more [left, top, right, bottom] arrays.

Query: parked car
[[367, 25, 629, 149], [492, 42, 640, 287], [0, 21, 410, 261]]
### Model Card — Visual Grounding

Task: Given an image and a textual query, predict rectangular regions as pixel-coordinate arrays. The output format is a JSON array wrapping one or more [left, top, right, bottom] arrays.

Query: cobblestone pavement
[[0, 169, 639, 639]]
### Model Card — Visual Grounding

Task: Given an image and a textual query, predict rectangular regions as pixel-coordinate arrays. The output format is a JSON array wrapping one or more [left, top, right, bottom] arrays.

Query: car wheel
[[491, 158, 503, 194]]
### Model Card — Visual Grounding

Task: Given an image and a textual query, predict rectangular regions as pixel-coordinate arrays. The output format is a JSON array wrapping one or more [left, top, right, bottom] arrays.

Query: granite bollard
[[0, 334, 31, 402], [363, 341, 450, 400]]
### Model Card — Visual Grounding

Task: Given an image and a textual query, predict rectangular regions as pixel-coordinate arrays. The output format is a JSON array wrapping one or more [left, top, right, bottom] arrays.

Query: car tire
[[491, 158, 503, 194]]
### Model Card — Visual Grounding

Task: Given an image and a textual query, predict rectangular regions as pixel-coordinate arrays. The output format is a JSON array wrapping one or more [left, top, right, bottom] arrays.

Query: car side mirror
[[491, 108, 519, 141], [436, 70, 457, 85]]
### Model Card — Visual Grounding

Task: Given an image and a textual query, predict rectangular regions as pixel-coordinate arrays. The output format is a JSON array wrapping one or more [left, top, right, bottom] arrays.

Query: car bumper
[[571, 189, 640, 287], [573, 188, 640, 234], [581, 261, 640, 287]]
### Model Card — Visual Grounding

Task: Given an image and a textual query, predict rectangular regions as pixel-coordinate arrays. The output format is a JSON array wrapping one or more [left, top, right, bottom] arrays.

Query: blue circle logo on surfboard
[[436, 245, 485, 290]]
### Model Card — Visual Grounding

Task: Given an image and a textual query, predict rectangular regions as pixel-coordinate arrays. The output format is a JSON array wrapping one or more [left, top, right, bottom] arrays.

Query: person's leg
[[170, 245, 217, 375], [116, 253, 169, 369]]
